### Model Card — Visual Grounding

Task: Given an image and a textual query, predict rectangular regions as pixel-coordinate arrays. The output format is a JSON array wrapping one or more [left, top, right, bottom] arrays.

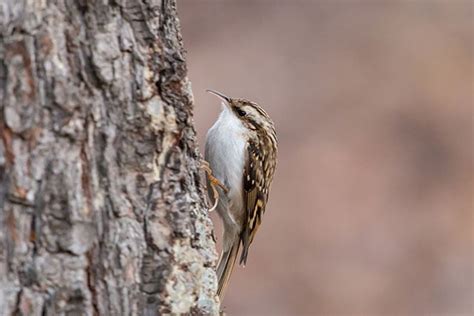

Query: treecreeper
[[203, 89, 278, 301]]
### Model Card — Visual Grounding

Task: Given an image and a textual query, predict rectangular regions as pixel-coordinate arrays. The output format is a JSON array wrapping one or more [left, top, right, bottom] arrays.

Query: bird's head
[[206, 89, 274, 132]]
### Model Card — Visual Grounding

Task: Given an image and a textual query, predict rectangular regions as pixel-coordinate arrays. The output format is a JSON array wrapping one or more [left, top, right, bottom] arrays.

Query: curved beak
[[206, 89, 231, 103]]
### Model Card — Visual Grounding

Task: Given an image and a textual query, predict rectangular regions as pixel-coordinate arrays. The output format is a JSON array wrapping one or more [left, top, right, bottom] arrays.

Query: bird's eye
[[236, 109, 246, 117]]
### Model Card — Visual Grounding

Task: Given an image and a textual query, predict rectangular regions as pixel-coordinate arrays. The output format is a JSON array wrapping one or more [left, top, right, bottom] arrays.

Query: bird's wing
[[240, 139, 268, 265]]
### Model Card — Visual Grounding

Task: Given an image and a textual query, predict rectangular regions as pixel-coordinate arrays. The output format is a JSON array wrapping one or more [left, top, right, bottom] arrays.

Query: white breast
[[205, 104, 246, 214]]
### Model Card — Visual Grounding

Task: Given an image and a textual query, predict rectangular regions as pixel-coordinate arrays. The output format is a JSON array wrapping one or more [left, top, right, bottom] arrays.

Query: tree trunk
[[0, 0, 219, 314]]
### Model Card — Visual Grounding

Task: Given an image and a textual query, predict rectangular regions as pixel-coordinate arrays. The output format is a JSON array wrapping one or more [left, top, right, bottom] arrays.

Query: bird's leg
[[201, 160, 228, 193], [200, 159, 228, 212]]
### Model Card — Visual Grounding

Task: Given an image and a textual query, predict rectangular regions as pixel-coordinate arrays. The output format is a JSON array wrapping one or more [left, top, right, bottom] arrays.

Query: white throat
[[205, 104, 247, 213]]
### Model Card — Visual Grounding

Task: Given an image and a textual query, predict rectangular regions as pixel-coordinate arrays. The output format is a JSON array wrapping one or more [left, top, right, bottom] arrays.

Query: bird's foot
[[200, 159, 228, 212]]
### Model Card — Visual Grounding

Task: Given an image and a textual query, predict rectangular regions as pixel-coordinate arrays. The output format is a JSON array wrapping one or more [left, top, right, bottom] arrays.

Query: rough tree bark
[[0, 0, 219, 314]]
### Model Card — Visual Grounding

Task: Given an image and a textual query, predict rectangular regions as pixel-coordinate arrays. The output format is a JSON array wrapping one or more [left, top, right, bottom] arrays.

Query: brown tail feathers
[[216, 239, 240, 299]]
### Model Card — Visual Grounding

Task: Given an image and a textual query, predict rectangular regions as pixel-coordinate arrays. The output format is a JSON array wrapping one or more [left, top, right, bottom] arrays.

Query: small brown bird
[[204, 90, 278, 300]]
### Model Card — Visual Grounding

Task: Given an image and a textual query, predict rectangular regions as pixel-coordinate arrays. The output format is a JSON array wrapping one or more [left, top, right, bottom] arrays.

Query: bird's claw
[[201, 160, 228, 212]]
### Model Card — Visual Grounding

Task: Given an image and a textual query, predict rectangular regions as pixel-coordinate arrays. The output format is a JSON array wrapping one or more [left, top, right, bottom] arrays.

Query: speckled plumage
[[204, 90, 277, 300]]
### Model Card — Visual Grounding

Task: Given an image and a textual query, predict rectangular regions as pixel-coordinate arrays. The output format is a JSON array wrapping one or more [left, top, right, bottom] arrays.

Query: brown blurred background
[[179, 1, 473, 315]]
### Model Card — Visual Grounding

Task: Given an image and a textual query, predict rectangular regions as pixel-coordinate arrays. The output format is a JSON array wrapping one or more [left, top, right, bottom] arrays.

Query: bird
[[204, 89, 278, 300]]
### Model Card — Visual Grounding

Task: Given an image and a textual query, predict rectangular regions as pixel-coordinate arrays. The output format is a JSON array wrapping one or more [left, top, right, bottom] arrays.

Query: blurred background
[[179, 1, 473, 315]]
